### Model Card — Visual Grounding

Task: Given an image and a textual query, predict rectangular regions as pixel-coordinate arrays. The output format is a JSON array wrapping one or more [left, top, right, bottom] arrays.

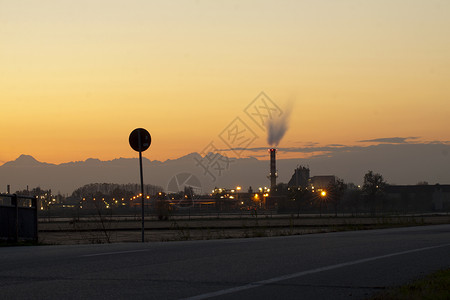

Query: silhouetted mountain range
[[1, 142, 449, 195]]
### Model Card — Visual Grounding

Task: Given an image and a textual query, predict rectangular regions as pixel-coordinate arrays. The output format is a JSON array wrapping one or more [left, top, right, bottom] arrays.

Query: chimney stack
[[269, 148, 277, 189]]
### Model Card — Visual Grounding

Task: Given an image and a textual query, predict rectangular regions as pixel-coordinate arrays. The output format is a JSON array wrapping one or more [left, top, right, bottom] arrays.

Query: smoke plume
[[266, 101, 293, 147]]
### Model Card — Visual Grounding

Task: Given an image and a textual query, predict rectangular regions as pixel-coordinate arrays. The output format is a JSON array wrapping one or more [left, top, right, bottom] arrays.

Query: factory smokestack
[[269, 148, 277, 189], [266, 99, 293, 190]]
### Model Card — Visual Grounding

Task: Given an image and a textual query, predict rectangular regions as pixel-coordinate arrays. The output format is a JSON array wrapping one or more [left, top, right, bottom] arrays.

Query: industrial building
[[287, 166, 335, 191]]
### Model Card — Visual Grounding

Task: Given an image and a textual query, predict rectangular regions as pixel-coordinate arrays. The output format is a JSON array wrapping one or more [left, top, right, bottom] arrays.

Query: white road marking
[[183, 243, 450, 300], [81, 249, 149, 257]]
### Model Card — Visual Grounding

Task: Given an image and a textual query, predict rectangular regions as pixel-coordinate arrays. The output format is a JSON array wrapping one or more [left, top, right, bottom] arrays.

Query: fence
[[0, 194, 38, 242]]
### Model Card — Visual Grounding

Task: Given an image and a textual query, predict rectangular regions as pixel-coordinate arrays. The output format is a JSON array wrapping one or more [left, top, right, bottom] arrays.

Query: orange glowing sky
[[1, 1, 449, 164]]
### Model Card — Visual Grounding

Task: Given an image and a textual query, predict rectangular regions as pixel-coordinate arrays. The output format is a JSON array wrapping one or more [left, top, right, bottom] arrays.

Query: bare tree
[[328, 178, 347, 217], [363, 171, 386, 216]]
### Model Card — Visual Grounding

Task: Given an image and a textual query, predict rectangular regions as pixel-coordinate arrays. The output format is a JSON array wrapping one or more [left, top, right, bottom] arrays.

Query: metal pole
[[139, 151, 145, 243], [13, 194, 19, 243], [137, 129, 145, 243], [33, 197, 38, 244]]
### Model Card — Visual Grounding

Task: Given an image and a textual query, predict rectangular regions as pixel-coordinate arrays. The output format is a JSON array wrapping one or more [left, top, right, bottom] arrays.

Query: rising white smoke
[[266, 100, 293, 147]]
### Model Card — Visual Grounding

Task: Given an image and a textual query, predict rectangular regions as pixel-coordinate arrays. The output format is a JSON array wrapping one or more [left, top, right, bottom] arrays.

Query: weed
[[171, 221, 191, 241], [370, 268, 450, 300]]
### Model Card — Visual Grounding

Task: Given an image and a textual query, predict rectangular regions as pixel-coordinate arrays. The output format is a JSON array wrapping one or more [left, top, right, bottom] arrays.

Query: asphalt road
[[1, 224, 450, 299]]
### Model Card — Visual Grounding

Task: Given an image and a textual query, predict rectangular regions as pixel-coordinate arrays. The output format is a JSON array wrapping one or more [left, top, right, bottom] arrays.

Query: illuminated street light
[[319, 190, 327, 217]]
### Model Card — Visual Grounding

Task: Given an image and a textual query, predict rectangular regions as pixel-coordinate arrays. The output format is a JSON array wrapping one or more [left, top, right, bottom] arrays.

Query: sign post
[[129, 128, 151, 242]]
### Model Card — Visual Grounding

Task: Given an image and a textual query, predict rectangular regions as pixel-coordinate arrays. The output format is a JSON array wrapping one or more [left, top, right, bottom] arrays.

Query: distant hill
[[0, 153, 271, 195], [1, 143, 449, 195]]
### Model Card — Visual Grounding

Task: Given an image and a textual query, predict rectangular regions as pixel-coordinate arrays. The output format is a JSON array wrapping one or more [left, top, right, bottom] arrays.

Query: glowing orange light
[[321, 191, 327, 197]]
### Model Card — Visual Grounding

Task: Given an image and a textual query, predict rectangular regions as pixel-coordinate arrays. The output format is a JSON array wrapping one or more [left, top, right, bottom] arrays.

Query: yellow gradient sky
[[1, 0, 449, 164]]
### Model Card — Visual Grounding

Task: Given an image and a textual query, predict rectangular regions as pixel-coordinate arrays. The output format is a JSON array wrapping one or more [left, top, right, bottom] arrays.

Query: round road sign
[[129, 128, 151, 152]]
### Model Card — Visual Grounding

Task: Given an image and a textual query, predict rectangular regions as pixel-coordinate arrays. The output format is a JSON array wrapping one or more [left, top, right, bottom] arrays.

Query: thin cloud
[[427, 140, 450, 145], [218, 145, 362, 154], [218, 139, 450, 158], [278, 146, 355, 153], [358, 137, 419, 144], [248, 154, 269, 158], [292, 141, 319, 146]]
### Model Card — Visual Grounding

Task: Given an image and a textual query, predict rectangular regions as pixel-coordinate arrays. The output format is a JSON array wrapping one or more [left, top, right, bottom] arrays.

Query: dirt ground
[[38, 214, 450, 245]]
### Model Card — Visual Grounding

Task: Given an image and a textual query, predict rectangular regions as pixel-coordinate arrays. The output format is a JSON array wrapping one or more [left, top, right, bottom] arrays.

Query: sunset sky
[[1, 0, 449, 165]]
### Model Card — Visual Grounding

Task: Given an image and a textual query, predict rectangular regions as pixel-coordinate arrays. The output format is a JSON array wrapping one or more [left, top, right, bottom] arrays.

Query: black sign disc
[[129, 128, 151, 152]]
